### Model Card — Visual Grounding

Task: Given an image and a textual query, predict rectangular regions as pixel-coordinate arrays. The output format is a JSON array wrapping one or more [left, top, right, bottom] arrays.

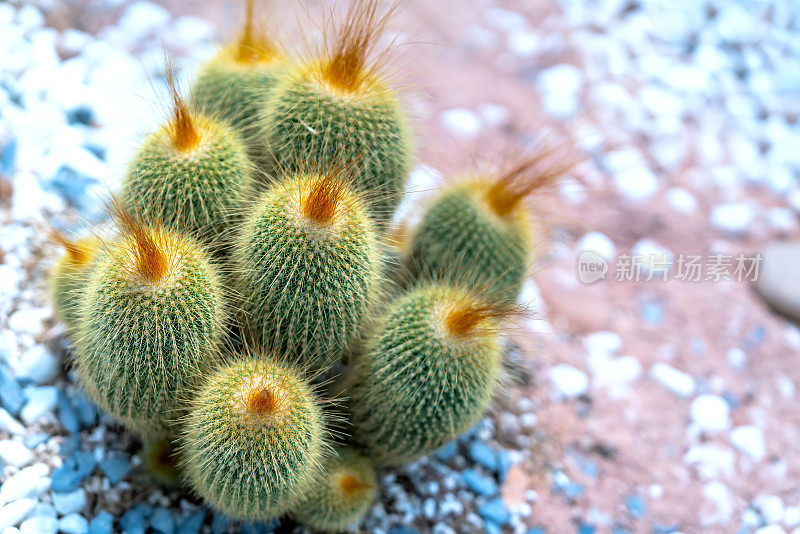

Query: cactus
[[180, 355, 327, 521], [141, 437, 182, 488], [74, 205, 225, 436], [260, 0, 411, 224], [190, 0, 285, 166], [292, 447, 377, 532], [405, 153, 567, 301], [49, 232, 102, 332], [122, 65, 252, 244], [349, 283, 511, 465], [233, 167, 381, 372]]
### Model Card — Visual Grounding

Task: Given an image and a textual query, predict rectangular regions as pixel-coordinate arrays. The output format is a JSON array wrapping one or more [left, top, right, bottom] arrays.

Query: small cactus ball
[[74, 210, 225, 436], [180, 355, 327, 520], [49, 233, 102, 332], [292, 447, 377, 532], [233, 168, 381, 372], [122, 68, 252, 244], [349, 283, 508, 464], [190, 0, 285, 164], [260, 0, 411, 224]]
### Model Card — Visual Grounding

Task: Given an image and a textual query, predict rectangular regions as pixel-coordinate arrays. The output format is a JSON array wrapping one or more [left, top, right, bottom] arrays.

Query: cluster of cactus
[[49, 0, 562, 529]]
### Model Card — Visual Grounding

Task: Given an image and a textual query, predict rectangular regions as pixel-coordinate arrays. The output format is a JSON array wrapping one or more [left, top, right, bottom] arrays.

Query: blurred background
[[1, 0, 799, 533]]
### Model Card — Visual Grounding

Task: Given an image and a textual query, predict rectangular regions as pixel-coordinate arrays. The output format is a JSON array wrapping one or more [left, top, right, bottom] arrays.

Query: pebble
[[478, 497, 511, 525], [176, 510, 205, 534], [0, 463, 51, 505], [710, 202, 756, 235], [0, 409, 26, 435], [117, 1, 170, 38], [58, 514, 88, 534], [0, 440, 34, 468], [87, 511, 113, 534], [0, 499, 36, 531], [605, 150, 659, 201], [650, 363, 696, 397], [625, 493, 647, 519], [754, 495, 784, 525], [440, 108, 482, 137], [10, 346, 58, 385], [18, 516, 57, 534], [51, 451, 96, 492], [461, 469, 498, 497], [99, 453, 131, 484], [150, 508, 175, 534], [550, 364, 589, 398], [730, 425, 767, 461], [0, 366, 25, 415], [20, 386, 58, 425], [56, 391, 80, 434], [52, 489, 86, 515], [665, 187, 698, 214], [537, 64, 583, 117], [690, 394, 730, 434], [578, 232, 616, 261], [468, 441, 498, 473]]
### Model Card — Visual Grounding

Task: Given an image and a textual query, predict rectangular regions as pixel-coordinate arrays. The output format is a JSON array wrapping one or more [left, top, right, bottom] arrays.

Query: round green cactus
[[49, 233, 102, 333], [190, 0, 285, 166], [180, 355, 327, 521], [74, 212, 225, 436], [260, 0, 411, 225], [405, 180, 531, 301], [122, 69, 252, 244], [292, 447, 377, 532], [349, 283, 508, 465], [233, 170, 381, 372]]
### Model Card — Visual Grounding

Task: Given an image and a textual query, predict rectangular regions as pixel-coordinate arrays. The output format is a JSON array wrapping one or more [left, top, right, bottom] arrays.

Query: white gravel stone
[[606, 149, 659, 201], [711, 202, 756, 235], [754, 495, 785, 525], [730, 425, 767, 461], [117, 1, 171, 38], [0, 409, 25, 436], [20, 386, 58, 425], [701, 481, 733, 525], [550, 364, 589, 398], [0, 499, 36, 531], [755, 526, 787, 534], [768, 207, 796, 233], [19, 516, 57, 534], [0, 441, 34, 468], [666, 187, 698, 214], [783, 506, 800, 527], [6, 308, 50, 337], [684, 444, 734, 480], [583, 331, 622, 358], [578, 232, 616, 261], [0, 464, 50, 505], [507, 29, 539, 56], [52, 489, 86, 516], [651, 363, 696, 397], [690, 394, 730, 434], [538, 64, 583, 117], [592, 355, 642, 389], [9, 346, 58, 385], [440, 108, 482, 137]]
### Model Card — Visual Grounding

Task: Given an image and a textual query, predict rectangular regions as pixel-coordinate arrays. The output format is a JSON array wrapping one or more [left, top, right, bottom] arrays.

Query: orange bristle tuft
[[301, 171, 346, 225], [51, 230, 91, 265], [322, 0, 388, 92], [235, 0, 277, 64], [246, 387, 280, 415], [485, 149, 575, 217], [338, 474, 370, 495], [444, 300, 519, 338], [165, 62, 200, 152], [108, 198, 169, 283]]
